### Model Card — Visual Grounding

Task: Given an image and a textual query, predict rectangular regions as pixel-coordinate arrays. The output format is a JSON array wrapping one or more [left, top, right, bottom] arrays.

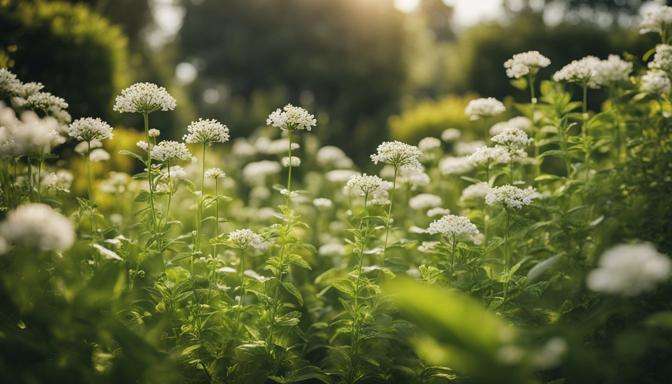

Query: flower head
[[266, 104, 316, 131], [0, 203, 75, 251], [326, 169, 359, 183], [460, 182, 491, 203], [594, 55, 632, 87], [183, 118, 229, 144], [370, 140, 422, 169], [418, 137, 442, 152], [242, 160, 281, 185], [113, 82, 176, 113], [281, 156, 301, 167], [26, 92, 68, 113], [490, 117, 532, 136], [587, 243, 670, 296], [427, 207, 451, 217], [641, 70, 671, 94], [485, 185, 539, 209], [345, 174, 391, 197], [148, 128, 160, 138], [490, 126, 532, 148], [42, 170, 73, 193], [0, 68, 21, 95], [439, 156, 473, 175], [465, 98, 505, 120], [504, 51, 551, 79], [426, 214, 480, 239], [441, 128, 461, 142], [150, 140, 192, 162], [68, 117, 113, 142], [316, 146, 353, 168], [409, 193, 442, 210], [639, 5, 672, 37], [205, 167, 225, 180], [553, 56, 601, 88], [468, 146, 511, 167], [228, 228, 267, 250], [313, 198, 333, 209], [89, 148, 110, 162]]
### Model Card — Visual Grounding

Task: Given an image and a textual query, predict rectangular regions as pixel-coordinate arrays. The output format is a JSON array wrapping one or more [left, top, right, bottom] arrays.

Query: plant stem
[[236, 249, 246, 324], [529, 74, 541, 178], [349, 193, 370, 383], [285, 130, 293, 205], [143, 112, 157, 231], [87, 142, 96, 235], [382, 165, 398, 261]]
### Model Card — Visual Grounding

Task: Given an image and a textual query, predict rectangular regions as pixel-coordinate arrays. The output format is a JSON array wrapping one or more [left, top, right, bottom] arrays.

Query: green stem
[[87, 142, 96, 235], [529, 74, 541, 178], [382, 166, 398, 260], [143, 112, 157, 231], [236, 249, 246, 324], [350, 193, 370, 382], [285, 130, 293, 205]]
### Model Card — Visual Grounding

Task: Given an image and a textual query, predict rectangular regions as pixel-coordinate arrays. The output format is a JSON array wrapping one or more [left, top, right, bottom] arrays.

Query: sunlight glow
[[395, 0, 504, 26]]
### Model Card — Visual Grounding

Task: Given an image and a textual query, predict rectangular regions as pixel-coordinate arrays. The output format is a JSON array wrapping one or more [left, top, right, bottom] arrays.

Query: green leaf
[[282, 281, 303, 305]]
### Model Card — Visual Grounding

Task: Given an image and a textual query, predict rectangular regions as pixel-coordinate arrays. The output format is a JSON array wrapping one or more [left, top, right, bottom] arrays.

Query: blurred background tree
[[0, 0, 664, 159]]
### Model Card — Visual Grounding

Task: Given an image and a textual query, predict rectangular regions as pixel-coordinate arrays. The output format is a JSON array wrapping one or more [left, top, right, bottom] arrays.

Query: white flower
[[89, 148, 110, 162], [587, 243, 670, 296], [228, 228, 267, 250], [316, 146, 353, 168], [232, 138, 257, 157], [26, 92, 68, 112], [418, 241, 439, 253], [485, 185, 539, 209], [465, 98, 505, 120], [326, 169, 359, 183], [504, 51, 551, 79], [650, 45, 672, 75], [460, 182, 491, 202], [439, 156, 473, 175], [490, 116, 532, 136], [136, 140, 149, 151], [0, 203, 75, 251], [491, 126, 532, 148], [455, 140, 485, 155], [345, 174, 391, 197], [14, 82, 44, 99], [441, 128, 461, 142], [150, 140, 191, 162], [100, 172, 131, 194], [266, 104, 316, 131], [399, 165, 431, 187], [641, 70, 671, 94], [426, 214, 480, 239], [161, 165, 188, 181], [427, 207, 451, 217], [319, 242, 345, 257], [281, 156, 301, 167], [370, 140, 422, 169], [242, 160, 281, 185], [205, 167, 225, 180], [409, 193, 442, 210], [148, 128, 160, 138], [42, 170, 73, 192], [594, 55, 632, 87], [418, 137, 441, 152], [639, 5, 672, 36], [553, 56, 601, 88], [68, 117, 113, 142], [0, 68, 21, 94], [468, 146, 511, 167], [113, 82, 176, 113], [183, 118, 229, 144], [313, 198, 333, 209], [1, 109, 63, 156]]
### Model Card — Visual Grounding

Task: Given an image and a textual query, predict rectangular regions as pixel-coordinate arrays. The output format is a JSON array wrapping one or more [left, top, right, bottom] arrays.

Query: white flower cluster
[[228, 228, 267, 250], [370, 140, 422, 169], [491, 126, 532, 148], [183, 118, 230, 144], [255, 137, 300, 155], [418, 137, 441, 152], [232, 138, 257, 157], [113, 82, 177, 113], [281, 156, 301, 167], [0, 104, 64, 157], [409, 193, 442, 210], [205, 167, 226, 180], [0, 203, 75, 251], [161, 165, 188, 181], [427, 207, 451, 217], [398, 164, 431, 187], [345, 174, 391, 197], [485, 185, 539, 209], [593, 55, 633, 87], [316, 146, 353, 168], [461, 182, 491, 203], [439, 156, 473, 175], [100, 172, 131, 194], [68, 117, 113, 143], [26, 92, 68, 113], [641, 70, 671, 94], [89, 148, 110, 162], [426, 214, 480, 239], [319, 242, 345, 257], [465, 98, 505, 120], [266, 104, 316, 131], [148, 128, 160, 138], [150, 140, 192, 162], [441, 128, 461, 142], [650, 45, 672, 74], [587, 243, 670, 296], [468, 146, 511, 167], [42, 170, 73, 193], [325, 169, 358, 183], [242, 160, 281, 185], [504, 51, 551, 79], [490, 116, 531, 136], [0, 68, 21, 94], [639, 5, 672, 36], [313, 198, 333, 209], [455, 140, 485, 155], [553, 56, 601, 88]]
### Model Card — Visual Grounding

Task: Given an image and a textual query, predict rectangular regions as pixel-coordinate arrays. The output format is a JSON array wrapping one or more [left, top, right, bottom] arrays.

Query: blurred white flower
[[281, 156, 301, 167], [228, 228, 267, 251], [319, 242, 345, 257], [489, 116, 532, 136], [441, 128, 461, 142], [68, 117, 113, 142], [587, 243, 670, 296], [455, 140, 486, 155], [426, 207, 451, 217], [325, 169, 359, 183], [409, 193, 442, 210], [553, 56, 601, 88], [465, 98, 505, 120], [460, 182, 491, 203], [42, 170, 73, 193], [242, 160, 281, 185], [439, 156, 473, 175], [641, 70, 671, 94], [148, 128, 160, 138], [316, 146, 353, 168], [594, 55, 632, 87], [313, 198, 333, 209], [89, 148, 110, 162], [0, 203, 75, 252], [205, 167, 226, 180], [418, 137, 441, 152], [639, 5, 672, 36]]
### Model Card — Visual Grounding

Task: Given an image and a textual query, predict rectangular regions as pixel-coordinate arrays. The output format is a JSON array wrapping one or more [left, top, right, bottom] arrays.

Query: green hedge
[[0, 0, 129, 121]]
